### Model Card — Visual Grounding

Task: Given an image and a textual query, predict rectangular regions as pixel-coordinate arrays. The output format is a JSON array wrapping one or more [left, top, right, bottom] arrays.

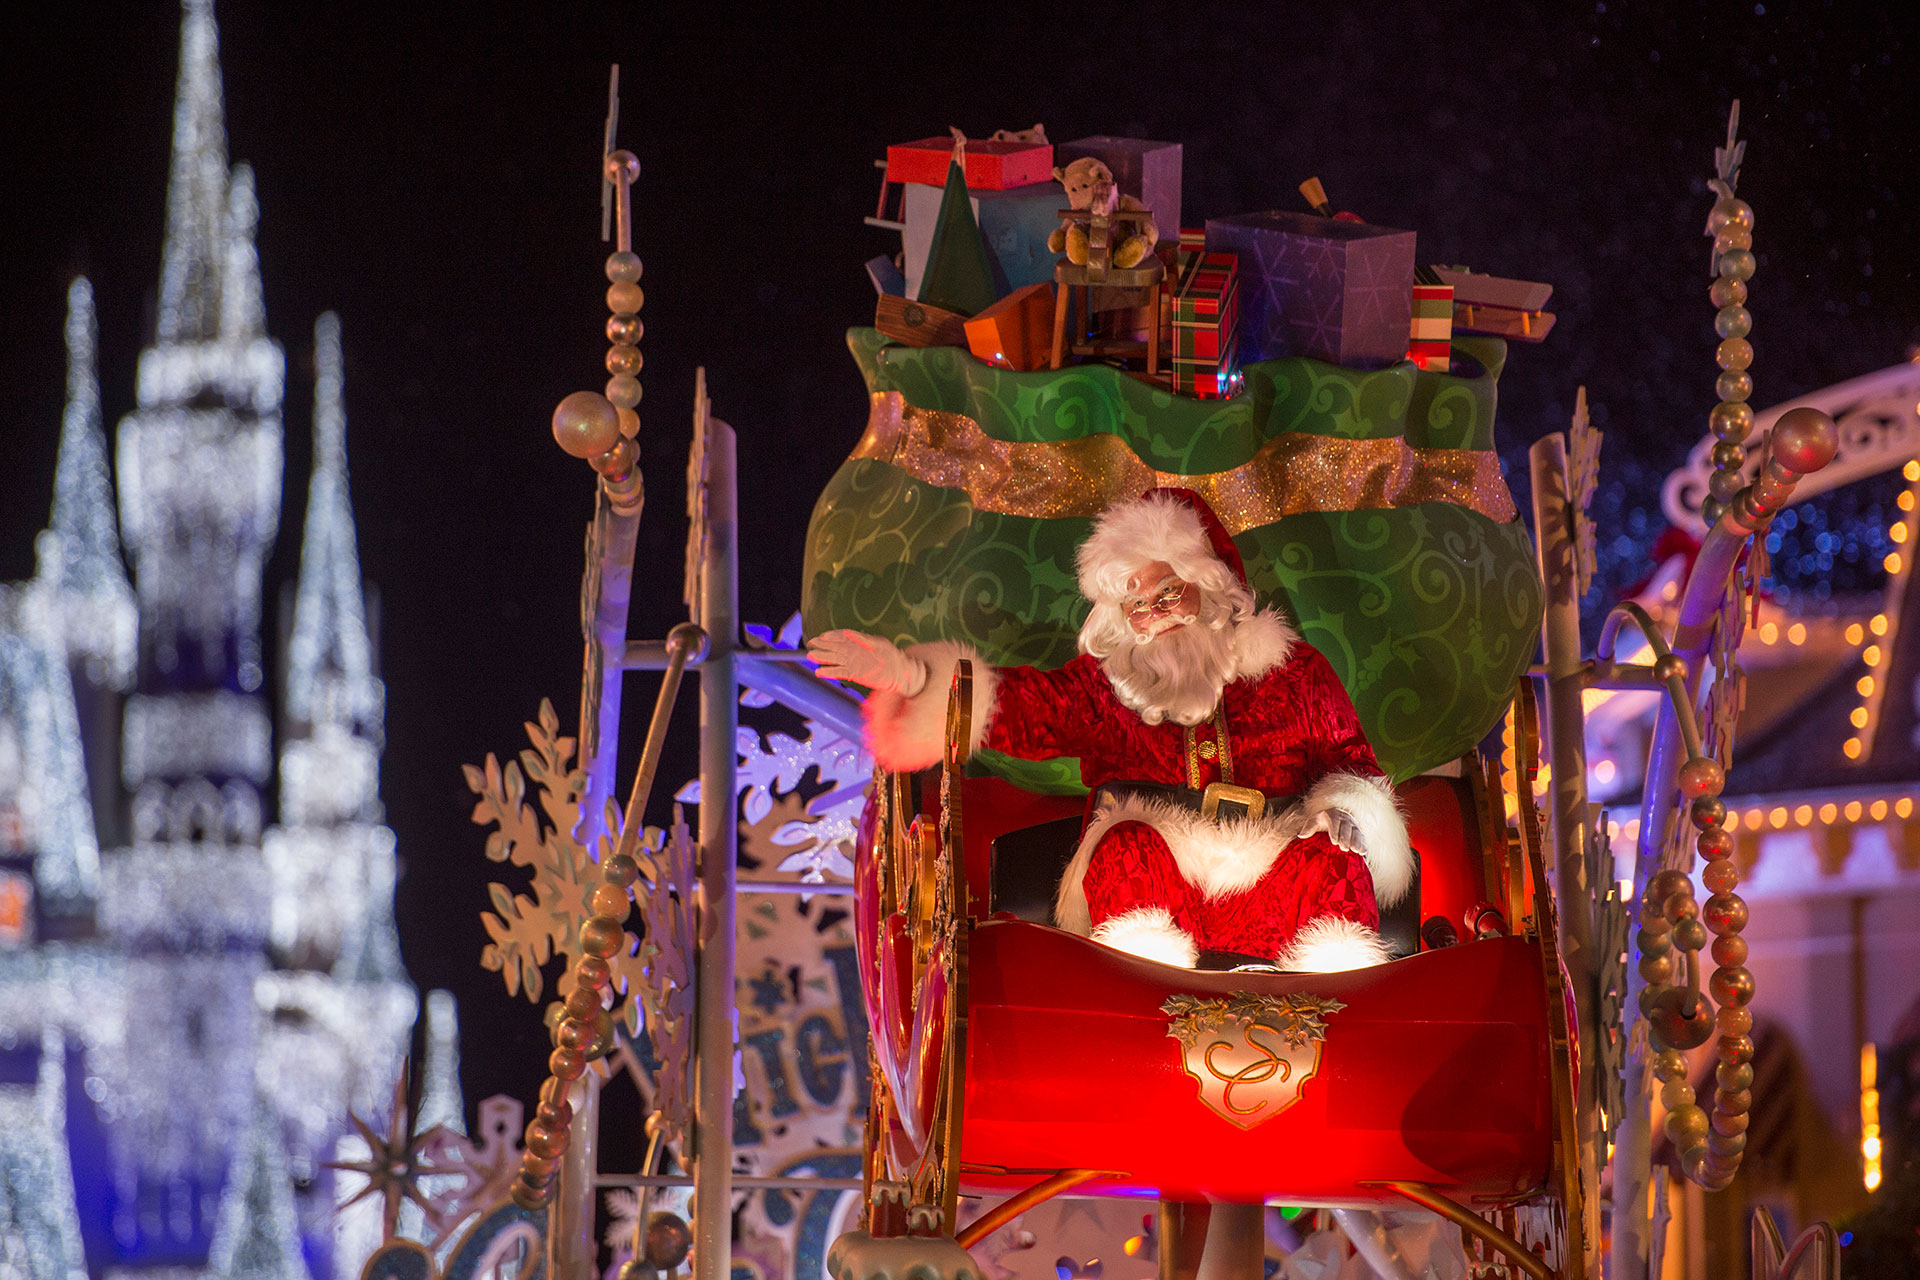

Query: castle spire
[[34, 278, 136, 685], [155, 0, 231, 347], [286, 312, 380, 735]]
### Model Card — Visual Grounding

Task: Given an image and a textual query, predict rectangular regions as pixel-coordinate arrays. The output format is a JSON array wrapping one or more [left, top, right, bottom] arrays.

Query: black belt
[[1090, 780, 1299, 824]]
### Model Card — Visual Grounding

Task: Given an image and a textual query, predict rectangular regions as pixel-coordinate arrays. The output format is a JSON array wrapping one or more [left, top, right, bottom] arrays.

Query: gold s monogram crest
[[1163, 992, 1344, 1129]]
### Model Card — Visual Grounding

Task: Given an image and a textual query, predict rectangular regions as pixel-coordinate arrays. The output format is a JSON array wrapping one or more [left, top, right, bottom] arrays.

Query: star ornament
[[327, 1070, 450, 1241]]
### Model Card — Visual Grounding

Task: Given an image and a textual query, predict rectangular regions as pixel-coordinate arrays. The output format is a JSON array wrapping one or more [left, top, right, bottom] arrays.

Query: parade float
[[359, 92, 1857, 1280]]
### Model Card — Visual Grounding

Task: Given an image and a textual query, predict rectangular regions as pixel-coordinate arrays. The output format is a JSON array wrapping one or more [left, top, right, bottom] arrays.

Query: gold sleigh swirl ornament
[[1162, 992, 1346, 1129]]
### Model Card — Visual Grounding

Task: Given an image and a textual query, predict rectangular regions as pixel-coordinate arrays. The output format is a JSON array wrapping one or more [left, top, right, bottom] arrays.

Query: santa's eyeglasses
[[1123, 580, 1190, 620]]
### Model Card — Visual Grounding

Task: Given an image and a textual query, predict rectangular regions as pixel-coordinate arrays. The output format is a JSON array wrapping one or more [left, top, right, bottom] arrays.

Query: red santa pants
[[1080, 820, 1380, 961]]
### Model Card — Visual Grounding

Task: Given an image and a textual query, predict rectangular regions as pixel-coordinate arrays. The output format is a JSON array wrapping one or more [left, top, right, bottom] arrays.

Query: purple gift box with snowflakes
[[1204, 210, 1416, 369]]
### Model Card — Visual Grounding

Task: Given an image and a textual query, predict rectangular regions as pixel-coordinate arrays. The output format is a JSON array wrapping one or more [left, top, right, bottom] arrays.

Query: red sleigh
[[852, 662, 1583, 1275]]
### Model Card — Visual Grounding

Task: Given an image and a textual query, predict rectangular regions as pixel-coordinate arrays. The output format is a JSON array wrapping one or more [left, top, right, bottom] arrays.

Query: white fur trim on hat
[[1090, 906, 1199, 968], [1076, 492, 1224, 604], [1301, 772, 1413, 907], [1053, 792, 1311, 936], [1275, 915, 1394, 972], [862, 641, 1000, 772], [1228, 609, 1296, 681]]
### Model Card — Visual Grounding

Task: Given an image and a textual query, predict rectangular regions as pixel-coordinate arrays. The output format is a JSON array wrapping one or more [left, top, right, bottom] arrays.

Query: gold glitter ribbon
[[850, 392, 1517, 530]]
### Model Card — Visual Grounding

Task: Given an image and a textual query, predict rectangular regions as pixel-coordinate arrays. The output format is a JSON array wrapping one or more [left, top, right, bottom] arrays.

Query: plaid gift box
[[1409, 280, 1454, 372], [1171, 249, 1241, 398]]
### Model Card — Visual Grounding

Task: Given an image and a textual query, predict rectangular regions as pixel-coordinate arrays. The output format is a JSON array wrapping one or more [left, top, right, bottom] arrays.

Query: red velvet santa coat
[[863, 611, 1413, 971]]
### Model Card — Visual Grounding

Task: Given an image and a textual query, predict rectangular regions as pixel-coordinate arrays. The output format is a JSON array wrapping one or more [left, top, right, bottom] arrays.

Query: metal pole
[[1528, 435, 1602, 1279], [551, 1071, 602, 1277], [692, 420, 739, 1280], [581, 491, 643, 847]]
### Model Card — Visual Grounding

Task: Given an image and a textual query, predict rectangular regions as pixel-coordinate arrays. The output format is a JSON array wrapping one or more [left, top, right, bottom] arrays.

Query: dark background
[[1, 1, 1914, 1133]]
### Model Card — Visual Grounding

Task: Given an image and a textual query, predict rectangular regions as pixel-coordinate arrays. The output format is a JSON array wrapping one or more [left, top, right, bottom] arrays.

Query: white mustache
[[1133, 613, 1198, 643]]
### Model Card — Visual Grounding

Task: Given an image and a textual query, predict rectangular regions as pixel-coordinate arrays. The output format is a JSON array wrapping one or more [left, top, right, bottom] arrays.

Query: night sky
[[1, 2, 1915, 1128]]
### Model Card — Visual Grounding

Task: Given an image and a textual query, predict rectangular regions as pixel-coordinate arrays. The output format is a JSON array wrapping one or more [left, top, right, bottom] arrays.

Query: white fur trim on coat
[[1053, 793, 1312, 936], [1090, 906, 1199, 968], [862, 641, 1000, 772], [1227, 609, 1295, 681], [1275, 915, 1394, 972], [1076, 493, 1222, 605], [1301, 772, 1413, 908]]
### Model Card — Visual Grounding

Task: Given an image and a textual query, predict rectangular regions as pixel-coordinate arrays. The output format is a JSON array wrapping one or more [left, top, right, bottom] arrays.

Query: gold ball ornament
[[1715, 337, 1754, 372], [1709, 277, 1748, 308], [549, 1046, 588, 1080], [525, 1119, 569, 1160], [608, 314, 644, 345], [1665, 1102, 1711, 1147], [564, 983, 602, 1019], [580, 916, 625, 958], [590, 883, 631, 919], [1716, 370, 1753, 402], [1708, 196, 1755, 234], [1677, 755, 1724, 798], [604, 852, 642, 887], [1770, 407, 1839, 474], [552, 390, 622, 459], [1711, 933, 1748, 967], [607, 281, 645, 316], [577, 955, 612, 989], [645, 1212, 694, 1269], [606, 251, 644, 283], [606, 374, 643, 409], [1710, 399, 1754, 440], [1691, 795, 1728, 829], [590, 438, 638, 479]]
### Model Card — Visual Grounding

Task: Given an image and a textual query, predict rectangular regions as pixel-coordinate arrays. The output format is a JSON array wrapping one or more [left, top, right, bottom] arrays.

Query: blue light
[[1839, 1231, 1853, 1246]]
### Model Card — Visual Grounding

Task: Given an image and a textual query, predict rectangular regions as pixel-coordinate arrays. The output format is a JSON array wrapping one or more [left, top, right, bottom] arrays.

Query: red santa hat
[[1075, 488, 1248, 605]]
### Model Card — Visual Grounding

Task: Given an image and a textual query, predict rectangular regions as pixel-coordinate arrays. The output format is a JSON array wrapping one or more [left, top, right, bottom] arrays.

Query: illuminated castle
[[0, 2, 430, 1275]]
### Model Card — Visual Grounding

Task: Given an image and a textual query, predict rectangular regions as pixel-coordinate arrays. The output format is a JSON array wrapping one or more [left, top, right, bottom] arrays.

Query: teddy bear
[[1046, 156, 1158, 270]]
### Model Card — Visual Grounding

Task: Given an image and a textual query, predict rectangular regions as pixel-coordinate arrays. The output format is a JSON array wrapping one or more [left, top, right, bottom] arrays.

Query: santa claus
[[807, 489, 1411, 972]]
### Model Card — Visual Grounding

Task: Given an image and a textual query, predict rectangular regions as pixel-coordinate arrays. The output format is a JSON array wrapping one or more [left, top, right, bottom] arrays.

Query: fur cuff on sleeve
[[1090, 906, 1199, 968], [1303, 771, 1412, 907], [1276, 915, 1394, 972], [861, 641, 999, 772]]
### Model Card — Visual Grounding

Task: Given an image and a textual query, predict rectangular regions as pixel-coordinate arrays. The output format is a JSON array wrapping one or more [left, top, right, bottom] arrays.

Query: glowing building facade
[[0, 2, 423, 1275]]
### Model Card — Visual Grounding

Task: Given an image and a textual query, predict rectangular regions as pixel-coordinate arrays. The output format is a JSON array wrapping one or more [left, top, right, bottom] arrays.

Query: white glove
[[1311, 808, 1365, 854], [806, 630, 928, 696]]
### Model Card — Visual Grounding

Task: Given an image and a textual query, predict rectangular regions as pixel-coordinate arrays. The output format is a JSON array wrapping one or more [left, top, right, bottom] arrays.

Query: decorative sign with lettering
[[729, 895, 869, 1280]]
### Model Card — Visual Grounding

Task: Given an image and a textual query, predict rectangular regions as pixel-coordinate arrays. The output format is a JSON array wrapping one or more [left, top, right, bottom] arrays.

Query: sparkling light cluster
[[0, 590, 102, 912], [284, 313, 382, 739], [27, 279, 137, 688]]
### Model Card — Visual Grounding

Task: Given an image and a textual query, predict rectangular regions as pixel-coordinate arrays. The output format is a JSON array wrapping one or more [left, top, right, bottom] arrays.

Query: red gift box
[[885, 137, 1054, 190]]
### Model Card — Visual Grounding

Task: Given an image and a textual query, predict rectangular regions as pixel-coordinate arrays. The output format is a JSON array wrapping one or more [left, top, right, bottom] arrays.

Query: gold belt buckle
[[1200, 783, 1265, 822]]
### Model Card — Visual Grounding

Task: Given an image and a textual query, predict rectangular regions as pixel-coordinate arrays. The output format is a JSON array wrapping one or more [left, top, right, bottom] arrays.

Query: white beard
[[1098, 616, 1239, 726]]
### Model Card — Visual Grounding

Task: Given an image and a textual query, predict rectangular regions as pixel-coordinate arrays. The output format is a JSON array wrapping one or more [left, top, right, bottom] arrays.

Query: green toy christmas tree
[[917, 150, 998, 317]]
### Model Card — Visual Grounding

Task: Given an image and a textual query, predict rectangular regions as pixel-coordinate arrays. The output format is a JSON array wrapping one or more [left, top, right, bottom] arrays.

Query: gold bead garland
[[1636, 734, 1753, 1192], [513, 146, 650, 1213], [510, 849, 643, 1211], [1700, 105, 1754, 529]]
